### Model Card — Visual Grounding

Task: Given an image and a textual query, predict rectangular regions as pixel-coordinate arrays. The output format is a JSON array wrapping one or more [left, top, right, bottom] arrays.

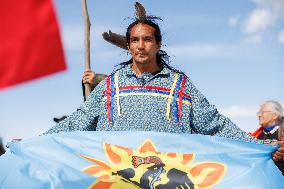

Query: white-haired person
[[250, 100, 284, 175]]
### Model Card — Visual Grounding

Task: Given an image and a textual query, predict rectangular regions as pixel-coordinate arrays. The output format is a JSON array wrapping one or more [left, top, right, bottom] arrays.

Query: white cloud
[[166, 43, 238, 59], [278, 29, 284, 43], [219, 105, 258, 118], [61, 24, 124, 52], [243, 8, 274, 34], [219, 102, 284, 118], [228, 16, 239, 28], [242, 34, 262, 44], [62, 26, 84, 51], [252, 0, 284, 17], [236, 0, 284, 44]]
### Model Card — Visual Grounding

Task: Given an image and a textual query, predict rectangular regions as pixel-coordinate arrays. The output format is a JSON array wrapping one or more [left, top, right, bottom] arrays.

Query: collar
[[263, 124, 277, 132], [124, 63, 171, 77], [263, 125, 279, 135]]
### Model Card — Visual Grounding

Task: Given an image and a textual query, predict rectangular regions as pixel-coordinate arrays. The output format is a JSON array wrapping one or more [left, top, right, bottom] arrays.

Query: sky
[[1, 0, 284, 144]]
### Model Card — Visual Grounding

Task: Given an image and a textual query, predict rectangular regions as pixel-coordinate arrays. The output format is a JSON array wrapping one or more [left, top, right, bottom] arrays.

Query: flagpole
[[81, 0, 91, 98]]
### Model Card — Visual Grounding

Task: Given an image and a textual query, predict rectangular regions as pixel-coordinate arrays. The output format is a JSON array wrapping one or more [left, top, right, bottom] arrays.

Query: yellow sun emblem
[[81, 139, 226, 189]]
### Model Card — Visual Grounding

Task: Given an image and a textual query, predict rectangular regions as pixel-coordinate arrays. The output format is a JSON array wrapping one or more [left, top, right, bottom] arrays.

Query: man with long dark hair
[[44, 10, 259, 144], [43, 1, 284, 163]]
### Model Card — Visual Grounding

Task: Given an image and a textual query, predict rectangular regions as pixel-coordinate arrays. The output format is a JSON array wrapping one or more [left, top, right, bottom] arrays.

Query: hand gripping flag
[[0, 131, 283, 189], [0, 0, 66, 90]]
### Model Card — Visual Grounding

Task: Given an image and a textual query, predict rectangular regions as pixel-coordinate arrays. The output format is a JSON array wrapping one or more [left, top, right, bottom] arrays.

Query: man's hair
[[126, 19, 162, 45]]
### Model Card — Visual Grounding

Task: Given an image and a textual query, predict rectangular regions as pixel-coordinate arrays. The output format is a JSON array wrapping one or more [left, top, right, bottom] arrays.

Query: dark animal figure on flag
[[114, 155, 195, 189], [156, 168, 195, 189]]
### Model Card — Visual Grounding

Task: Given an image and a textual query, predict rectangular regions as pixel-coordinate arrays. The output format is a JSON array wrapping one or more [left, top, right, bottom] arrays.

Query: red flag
[[0, 0, 66, 89]]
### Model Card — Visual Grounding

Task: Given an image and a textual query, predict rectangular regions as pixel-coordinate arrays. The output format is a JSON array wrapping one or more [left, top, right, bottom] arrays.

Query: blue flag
[[0, 131, 283, 188]]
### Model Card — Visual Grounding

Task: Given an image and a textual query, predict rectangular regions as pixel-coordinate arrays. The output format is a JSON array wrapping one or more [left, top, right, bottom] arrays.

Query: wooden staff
[[81, 0, 91, 98]]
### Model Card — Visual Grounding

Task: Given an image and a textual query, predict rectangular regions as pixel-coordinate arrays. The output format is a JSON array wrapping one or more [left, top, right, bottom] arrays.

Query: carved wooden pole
[[81, 0, 91, 98]]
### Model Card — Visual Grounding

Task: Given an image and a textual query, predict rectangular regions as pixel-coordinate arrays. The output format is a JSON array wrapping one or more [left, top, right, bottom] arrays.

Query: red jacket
[[249, 127, 263, 138], [249, 127, 284, 161]]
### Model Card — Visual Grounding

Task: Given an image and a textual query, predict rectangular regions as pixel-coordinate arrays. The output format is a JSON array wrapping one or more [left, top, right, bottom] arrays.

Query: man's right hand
[[83, 70, 96, 88]]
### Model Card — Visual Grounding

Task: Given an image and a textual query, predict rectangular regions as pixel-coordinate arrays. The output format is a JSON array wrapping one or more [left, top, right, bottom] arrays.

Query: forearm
[[43, 108, 96, 135], [188, 82, 260, 143], [212, 115, 261, 143]]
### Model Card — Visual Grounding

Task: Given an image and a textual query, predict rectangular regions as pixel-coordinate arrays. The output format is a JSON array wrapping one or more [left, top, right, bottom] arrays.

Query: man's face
[[257, 104, 278, 127], [128, 23, 161, 65]]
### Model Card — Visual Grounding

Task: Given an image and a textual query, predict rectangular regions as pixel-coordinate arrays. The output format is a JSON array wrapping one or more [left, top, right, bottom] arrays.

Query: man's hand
[[271, 141, 284, 161], [83, 70, 95, 88]]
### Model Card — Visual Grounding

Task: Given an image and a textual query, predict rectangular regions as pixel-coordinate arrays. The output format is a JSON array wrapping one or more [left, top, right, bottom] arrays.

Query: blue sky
[[1, 0, 284, 143]]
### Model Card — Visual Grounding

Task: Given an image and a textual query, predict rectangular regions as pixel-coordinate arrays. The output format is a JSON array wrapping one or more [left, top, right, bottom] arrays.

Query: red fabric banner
[[0, 0, 66, 89]]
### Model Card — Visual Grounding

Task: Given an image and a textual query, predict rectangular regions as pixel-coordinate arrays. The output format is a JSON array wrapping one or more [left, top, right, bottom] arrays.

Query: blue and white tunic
[[44, 64, 258, 143]]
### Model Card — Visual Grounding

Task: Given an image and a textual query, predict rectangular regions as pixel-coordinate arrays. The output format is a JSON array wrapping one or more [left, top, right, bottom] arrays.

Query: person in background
[[250, 100, 284, 175]]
